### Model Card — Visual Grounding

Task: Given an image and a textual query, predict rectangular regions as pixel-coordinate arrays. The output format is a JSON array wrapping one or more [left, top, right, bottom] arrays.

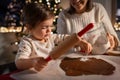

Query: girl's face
[[70, 0, 88, 13], [30, 18, 54, 42]]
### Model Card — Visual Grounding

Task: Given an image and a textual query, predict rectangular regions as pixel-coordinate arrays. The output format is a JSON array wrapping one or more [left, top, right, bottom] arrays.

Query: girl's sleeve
[[15, 39, 32, 60]]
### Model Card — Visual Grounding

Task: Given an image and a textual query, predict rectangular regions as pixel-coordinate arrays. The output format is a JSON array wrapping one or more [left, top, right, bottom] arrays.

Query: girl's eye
[[41, 26, 51, 29], [41, 26, 48, 29], [41, 25, 53, 29], [42, 27, 47, 29]]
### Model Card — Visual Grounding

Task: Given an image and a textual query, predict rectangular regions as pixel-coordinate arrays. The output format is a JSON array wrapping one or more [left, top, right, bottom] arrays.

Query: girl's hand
[[33, 57, 48, 71], [77, 38, 93, 54]]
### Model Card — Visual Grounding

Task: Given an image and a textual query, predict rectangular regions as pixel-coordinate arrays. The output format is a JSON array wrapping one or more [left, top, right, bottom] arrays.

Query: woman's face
[[30, 18, 54, 42], [70, 0, 88, 13]]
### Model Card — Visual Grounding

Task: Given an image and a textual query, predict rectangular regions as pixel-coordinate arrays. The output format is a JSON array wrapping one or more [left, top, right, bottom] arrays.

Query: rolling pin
[[45, 23, 94, 62]]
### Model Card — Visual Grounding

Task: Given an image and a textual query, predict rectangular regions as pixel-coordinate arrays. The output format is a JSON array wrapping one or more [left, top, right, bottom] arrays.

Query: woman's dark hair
[[23, 3, 54, 29], [68, 0, 93, 14]]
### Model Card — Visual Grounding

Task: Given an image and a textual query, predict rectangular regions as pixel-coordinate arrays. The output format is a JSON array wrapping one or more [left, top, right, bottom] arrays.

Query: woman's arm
[[57, 11, 68, 34], [96, 3, 119, 45]]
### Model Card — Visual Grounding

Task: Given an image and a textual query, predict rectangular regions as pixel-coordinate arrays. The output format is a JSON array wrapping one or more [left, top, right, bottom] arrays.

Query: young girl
[[15, 3, 92, 71]]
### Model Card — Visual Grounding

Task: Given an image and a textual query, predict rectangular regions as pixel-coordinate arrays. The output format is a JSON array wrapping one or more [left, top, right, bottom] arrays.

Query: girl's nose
[[47, 27, 51, 33], [76, 0, 80, 2]]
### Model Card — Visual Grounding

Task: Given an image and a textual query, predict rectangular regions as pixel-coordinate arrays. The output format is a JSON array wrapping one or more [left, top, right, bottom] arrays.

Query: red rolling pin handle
[[45, 56, 52, 62], [77, 23, 94, 37], [45, 23, 94, 62], [78, 23, 94, 53]]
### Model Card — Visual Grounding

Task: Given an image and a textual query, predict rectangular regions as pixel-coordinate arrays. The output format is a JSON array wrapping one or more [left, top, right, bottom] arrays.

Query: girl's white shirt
[[15, 34, 67, 60]]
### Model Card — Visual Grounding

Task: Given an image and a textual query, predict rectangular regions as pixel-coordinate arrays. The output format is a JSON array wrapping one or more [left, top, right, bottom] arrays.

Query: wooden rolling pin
[[45, 23, 94, 62]]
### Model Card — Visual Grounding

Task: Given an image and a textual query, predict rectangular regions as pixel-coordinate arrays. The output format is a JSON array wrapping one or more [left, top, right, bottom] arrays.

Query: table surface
[[0, 70, 20, 80], [6, 53, 120, 80]]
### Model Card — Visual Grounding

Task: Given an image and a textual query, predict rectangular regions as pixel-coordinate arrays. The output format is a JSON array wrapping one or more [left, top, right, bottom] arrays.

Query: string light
[[39, 0, 42, 3], [37, 0, 62, 25], [0, 0, 62, 32], [114, 22, 120, 30]]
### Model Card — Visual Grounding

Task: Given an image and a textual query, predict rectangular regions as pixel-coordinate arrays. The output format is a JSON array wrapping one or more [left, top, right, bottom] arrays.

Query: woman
[[57, 0, 119, 54]]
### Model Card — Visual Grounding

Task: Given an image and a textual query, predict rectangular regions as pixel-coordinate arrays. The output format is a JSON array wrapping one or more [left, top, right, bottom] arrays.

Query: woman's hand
[[107, 33, 118, 50], [33, 57, 48, 71], [77, 38, 93, 54]]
